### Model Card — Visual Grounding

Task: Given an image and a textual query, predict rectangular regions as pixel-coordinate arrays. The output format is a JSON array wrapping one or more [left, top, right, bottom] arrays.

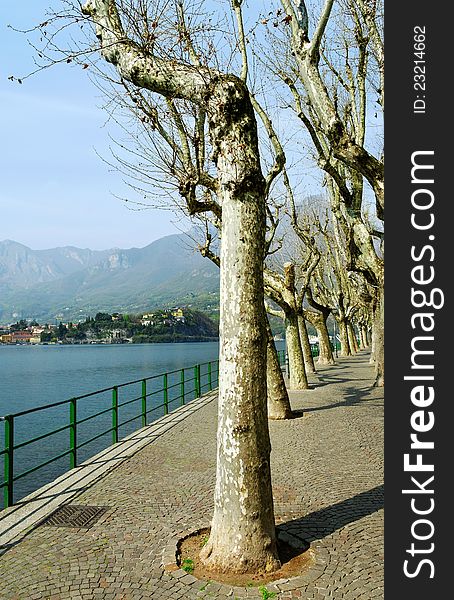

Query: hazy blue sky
[[0, 2, 184, 251], [1, 2, 374, 251]]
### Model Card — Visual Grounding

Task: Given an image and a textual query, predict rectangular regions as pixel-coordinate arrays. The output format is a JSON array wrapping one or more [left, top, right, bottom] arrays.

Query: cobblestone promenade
[[0, 351, 383, 599]]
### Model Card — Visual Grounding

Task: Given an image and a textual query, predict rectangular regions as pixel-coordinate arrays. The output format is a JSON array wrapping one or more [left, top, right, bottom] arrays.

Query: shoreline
[[0, 338, 220, 347]]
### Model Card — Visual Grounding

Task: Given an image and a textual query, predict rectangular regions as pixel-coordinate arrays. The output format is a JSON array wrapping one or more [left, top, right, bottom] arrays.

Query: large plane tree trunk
[[199, 83, 280, 573], [316, 319, 336, 365], [203, 181, 279, 572], [82, 0, 279, 575]]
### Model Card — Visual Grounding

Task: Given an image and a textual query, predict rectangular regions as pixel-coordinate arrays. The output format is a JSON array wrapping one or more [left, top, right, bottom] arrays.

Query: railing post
[[194, 364, 201, 398], [69, 398, 77, 469], [180, 369, 185, 406], [163, 373, 168, 415], [193, 365, 198, 398], [3, 415, 14, 508], [112, 386, 119, 444], [141, 379, 147, 427], [208, 362, 212, 391]]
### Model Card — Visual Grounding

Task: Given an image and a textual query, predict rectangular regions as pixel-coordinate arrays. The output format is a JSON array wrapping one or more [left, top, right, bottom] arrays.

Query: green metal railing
[[0, 344, 334, 509], [0, 360, 219, 509], [276, 344, 320, 366]]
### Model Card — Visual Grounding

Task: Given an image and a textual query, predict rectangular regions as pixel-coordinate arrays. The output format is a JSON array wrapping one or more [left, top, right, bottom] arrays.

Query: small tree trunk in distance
[[347, 321, 359, 353], [369, 319, 376, 364], [311, 313, 335, 365], [305, 290, 335, 366], [360, 325, 369, 349], [285, 312, 309, 390], [373, 286, 384, 387], [298, 314, 316, 373], [265, 320, 293, 419], [338, 317, 351, 357]]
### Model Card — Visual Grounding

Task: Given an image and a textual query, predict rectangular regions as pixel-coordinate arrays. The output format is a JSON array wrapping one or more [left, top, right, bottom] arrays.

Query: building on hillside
[[171, 308, 185, 323], [31, 326, 45, 335], [141, 313, 155, 326], [11, 331, 34, 344]]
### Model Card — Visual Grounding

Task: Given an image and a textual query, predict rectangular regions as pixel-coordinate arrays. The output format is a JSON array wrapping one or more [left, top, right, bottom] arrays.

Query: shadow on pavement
[[292, 383, 383, 416], [278, 484, 384, 543]]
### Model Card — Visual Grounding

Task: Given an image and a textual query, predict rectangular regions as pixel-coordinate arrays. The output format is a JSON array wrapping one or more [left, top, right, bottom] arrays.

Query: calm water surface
[[0, 342, 220, 503]]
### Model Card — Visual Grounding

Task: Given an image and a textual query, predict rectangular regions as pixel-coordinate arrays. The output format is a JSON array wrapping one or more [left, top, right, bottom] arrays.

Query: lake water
[[0, 342, 220, 504], [0, 340, 285, 505]]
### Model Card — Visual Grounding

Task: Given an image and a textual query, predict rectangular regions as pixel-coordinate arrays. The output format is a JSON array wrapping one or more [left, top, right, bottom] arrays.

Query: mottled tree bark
[[265, 320, 293, 420], [316, 321, 335, 365], [338, 317, 351, 357], [306, 311, 335, 366], [285, 312, 309, 389], [298, 314, 316, 373], [359, 325, 369, 349], [278, 2, 384, 384], [305, 288, 335, 365], [82, 0, 280, 574], [347, 322, 359, 353], [203, 178, 279, 572], [280, 0, 384, 216], [199, 83, 280, 573], [369, 320, 376, 364], [373, 286, 384, 387], [264, 265, 309, 390]]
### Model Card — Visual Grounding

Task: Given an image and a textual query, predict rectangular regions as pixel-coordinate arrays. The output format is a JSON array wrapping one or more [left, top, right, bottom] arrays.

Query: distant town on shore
[[0, 307, 219, 345]]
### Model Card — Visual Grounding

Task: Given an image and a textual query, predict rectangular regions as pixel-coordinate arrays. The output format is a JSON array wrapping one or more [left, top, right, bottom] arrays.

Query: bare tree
[[265, 264, 309, 389], [71, 0, 281, 574], [265, 318, 293, 419], [260, 0, 384, 384], [279, 0, 384, 214]]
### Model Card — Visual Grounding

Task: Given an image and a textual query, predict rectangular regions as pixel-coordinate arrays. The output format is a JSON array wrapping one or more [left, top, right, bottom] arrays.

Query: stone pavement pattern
[[0, 351, 383, 599]]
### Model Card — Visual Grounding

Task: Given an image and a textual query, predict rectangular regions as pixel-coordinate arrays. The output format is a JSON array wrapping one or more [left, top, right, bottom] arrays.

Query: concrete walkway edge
[[0, 391, 218, 550]]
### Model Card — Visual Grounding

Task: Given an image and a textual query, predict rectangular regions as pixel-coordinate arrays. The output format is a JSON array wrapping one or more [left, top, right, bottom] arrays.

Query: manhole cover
[[42, 505, 109, 529]]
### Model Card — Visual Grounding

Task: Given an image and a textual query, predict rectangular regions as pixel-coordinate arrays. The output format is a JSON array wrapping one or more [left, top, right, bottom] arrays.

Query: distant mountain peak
[[0, 234, 219, 324]]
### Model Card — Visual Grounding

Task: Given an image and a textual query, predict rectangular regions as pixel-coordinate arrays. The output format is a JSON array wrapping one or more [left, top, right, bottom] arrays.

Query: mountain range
[[0, 236, 220, 324]]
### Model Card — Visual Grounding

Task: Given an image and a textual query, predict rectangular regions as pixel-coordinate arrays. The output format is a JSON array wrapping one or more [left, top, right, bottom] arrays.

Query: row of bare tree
[[31, 0, 383, 577]]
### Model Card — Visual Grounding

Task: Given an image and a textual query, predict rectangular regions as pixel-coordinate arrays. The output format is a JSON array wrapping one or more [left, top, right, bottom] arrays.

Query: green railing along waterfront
[[0, 360, 219, 509]]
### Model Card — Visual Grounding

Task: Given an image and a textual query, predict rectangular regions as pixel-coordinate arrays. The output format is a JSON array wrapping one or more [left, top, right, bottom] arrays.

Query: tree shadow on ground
[[292, 383, 383, 417], [276, 484, 384, 551]]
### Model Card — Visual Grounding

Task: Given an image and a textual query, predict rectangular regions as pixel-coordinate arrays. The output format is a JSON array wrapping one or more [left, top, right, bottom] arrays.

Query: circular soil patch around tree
[[177, 527, 314, 588]]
